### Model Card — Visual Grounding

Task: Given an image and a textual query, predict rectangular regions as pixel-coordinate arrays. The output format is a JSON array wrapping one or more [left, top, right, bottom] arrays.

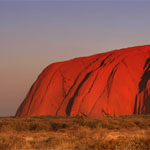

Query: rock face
[[16, 45, 150, 117]]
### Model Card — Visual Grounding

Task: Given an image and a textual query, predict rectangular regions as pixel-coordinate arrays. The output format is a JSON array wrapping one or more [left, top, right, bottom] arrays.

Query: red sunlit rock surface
[[16, 45, 150, 117]]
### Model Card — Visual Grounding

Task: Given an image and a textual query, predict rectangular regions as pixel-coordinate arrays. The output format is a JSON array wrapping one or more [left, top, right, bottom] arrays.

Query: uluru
[[16, 45, 150, 117]]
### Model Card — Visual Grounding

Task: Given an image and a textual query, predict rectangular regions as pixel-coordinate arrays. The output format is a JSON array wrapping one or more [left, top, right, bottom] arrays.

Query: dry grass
[[0, 115, 150, 150]]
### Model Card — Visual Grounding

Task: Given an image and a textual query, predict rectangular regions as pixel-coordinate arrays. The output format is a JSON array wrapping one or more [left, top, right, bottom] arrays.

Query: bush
[[49, 122, 69, 131]]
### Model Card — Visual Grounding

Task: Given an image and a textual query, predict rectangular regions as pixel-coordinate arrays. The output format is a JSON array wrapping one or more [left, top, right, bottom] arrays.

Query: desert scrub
[[100, 136, 150, 150], [72, 116, 102, 129], [29, 122, 41, 131], [0, 135, 25, 150], [49, 122, 70, 131], [0, 115, 150, 150], [134, 120, 149, 129], [13, 121, 29, 132]]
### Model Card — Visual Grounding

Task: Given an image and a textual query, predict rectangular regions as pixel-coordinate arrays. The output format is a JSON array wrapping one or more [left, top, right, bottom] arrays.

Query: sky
[[0, 0, 150, 116]]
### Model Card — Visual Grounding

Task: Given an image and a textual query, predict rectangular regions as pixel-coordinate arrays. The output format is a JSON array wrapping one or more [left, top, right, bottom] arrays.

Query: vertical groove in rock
[[66, 71, 92, 116], [134, 57, 150, 114]]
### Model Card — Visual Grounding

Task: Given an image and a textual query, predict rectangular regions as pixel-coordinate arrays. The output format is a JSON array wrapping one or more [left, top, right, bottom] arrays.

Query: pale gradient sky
[[0, 1, 150, 116]]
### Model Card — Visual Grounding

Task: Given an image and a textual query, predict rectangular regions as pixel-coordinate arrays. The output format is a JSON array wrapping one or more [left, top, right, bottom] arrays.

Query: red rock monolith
[[16, 45, 150, 117]]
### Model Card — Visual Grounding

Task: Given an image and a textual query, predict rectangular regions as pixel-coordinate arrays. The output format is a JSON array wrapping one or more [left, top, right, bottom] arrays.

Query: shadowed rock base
[[16, 45, 150, 117]]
